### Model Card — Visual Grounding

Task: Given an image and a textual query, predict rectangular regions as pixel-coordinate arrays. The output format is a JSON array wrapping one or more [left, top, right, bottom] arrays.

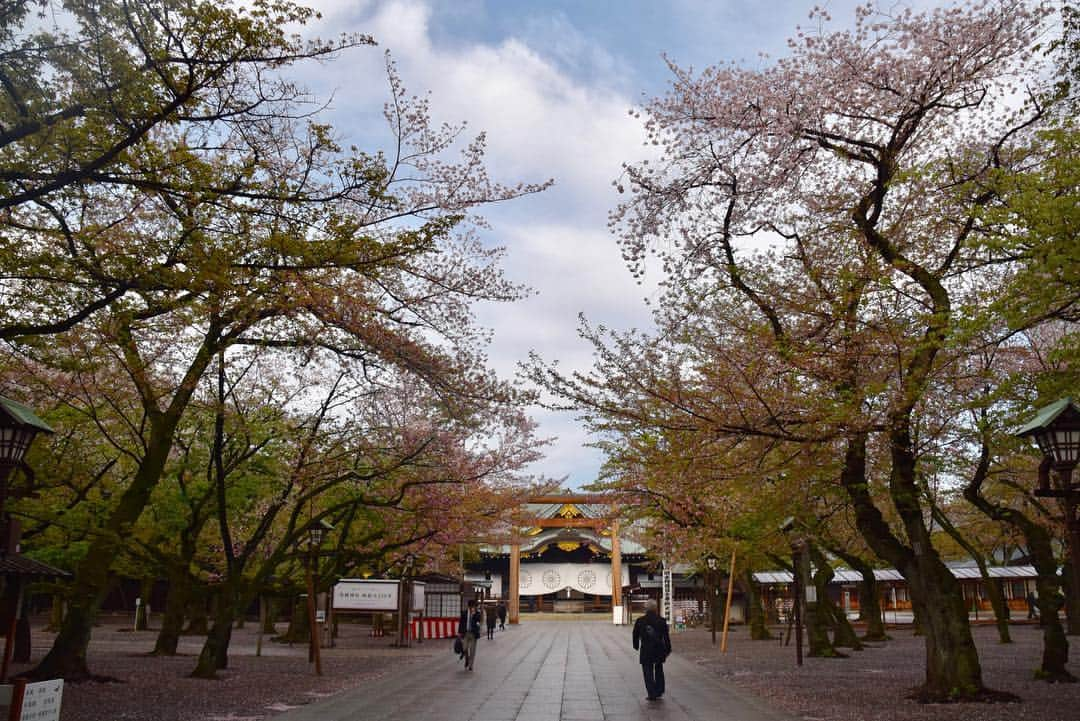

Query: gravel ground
[[13, 615, 440, 721], [677, 621, 1080, 721], [12, 616, 1080, 721]]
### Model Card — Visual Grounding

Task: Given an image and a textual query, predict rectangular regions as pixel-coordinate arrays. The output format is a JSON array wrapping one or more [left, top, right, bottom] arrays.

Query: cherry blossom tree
[[535, 0, 1058, 701], [0, 36, 547, 677]]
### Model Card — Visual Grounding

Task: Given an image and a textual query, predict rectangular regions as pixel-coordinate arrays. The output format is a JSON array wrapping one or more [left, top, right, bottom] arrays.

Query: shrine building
[[474, 494, 649, 620]]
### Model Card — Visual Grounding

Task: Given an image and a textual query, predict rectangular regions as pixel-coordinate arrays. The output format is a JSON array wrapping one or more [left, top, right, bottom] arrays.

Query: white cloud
[[283, 0, 655, 488]]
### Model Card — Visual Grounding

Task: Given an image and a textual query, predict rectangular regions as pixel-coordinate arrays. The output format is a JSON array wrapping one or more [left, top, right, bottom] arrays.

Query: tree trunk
[[183, 592, 209, 636], [45, 594, 64, 633], [153, 566, 191, 655], [839, 433, 991, 700], [1029, 522, 1072, 681], [805, 544, 841, 658], [985, 578, 1011, 644], [274, 595, 309, 643], [24, 588, 106, 680], [261, 596, 277, 635], [832, 548, 888, 642], [963, 455, 1073, 682], [906, 563, 986, 699], [742, 569, 772, 640], [190, 594, 236, 679], [27, 405, 197, 680], [929, 504, 1011, 644], [1063, 556, 1080, 636], [830, 601, 863, 650]]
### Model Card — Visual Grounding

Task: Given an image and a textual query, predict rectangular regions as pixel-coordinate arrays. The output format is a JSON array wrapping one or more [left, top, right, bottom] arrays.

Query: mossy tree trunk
[[261, 596, 278, 634], [26, 324, 220, 681], [274, 595, 310, 643], [831, 547, 888, 642], [153, 565, 193, 655], [45, 594, 64, 633], [826, 591, 863, 651], [183, 591, 209, 636], [929, 504, 1010, 643], [805, 544, 843, 657], [191, 585, 239, 678], [840, 433, 989, 700], [964, 453, 1073, 682], [1063, 557, 1080, 637], [742, 569, 772, 640]]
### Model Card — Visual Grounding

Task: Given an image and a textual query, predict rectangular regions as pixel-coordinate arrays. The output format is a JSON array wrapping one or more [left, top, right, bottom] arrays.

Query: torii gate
[[507, 494, 624, 625]]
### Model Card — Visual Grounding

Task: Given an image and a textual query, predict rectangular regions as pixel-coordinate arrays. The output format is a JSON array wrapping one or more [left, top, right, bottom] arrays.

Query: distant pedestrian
[[1027, 591, 1039, 620], [486, 604, 497, 639], [632, 599, 671, 701], [497, 601, 507, 630], [458, 599, 482, 670]]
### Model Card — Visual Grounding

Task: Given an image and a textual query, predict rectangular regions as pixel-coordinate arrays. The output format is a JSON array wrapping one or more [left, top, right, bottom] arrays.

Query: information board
[[13, 680, 63, 721], [332, 579, 425, 611]]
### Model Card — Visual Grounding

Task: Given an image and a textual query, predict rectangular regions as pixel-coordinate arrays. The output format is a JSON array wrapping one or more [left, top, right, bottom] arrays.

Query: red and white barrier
[[409, 617, 458, 640]]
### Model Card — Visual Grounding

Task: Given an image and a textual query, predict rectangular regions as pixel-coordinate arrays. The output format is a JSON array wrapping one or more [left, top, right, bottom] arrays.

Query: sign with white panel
[[332, 580, 425, 611], [0, 680, 64, 721]]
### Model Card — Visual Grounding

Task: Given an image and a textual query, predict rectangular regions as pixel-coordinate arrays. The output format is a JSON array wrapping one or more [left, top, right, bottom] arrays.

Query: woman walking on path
[[497, 601, 507, 630], [486, 604, 497, 639]]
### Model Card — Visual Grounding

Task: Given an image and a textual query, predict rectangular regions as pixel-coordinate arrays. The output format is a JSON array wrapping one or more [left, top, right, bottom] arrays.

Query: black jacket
[[459, 608, 482, 636], [632, 610, 672, 664]]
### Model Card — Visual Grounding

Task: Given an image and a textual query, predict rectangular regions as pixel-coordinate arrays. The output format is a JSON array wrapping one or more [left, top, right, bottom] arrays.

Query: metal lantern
[[1016, 397, 1080, 480], [309, 518, 334, 548], [706, 554, 719, 572], [0, 396, 53, 469]]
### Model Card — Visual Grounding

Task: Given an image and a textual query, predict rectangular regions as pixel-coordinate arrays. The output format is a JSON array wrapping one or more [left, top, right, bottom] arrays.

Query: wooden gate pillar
[[611, 519, 622, 609], [509, 541, 521, 624]]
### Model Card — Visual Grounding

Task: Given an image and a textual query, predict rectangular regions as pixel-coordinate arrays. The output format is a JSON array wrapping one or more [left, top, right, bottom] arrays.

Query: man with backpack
[[632, 599, 672, 701]]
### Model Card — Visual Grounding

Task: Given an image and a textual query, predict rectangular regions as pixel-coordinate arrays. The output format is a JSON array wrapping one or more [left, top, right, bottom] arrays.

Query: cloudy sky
[[289, 0, 866, 487]]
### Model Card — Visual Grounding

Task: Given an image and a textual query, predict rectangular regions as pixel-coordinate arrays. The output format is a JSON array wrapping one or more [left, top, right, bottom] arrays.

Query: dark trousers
[[642, 661, 665, 698]]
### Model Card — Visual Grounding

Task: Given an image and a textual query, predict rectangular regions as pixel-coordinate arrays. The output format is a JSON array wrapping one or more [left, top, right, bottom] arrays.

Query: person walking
[[458, 599, 482, 670], [632, 599, 671, 701], [497, 601, 507, 630], [486, 604, 497, 639], [1027, 591, 1039, 620]]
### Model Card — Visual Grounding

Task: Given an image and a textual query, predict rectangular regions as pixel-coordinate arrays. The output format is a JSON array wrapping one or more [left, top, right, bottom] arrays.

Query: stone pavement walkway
[[273, 620, 794, 721]]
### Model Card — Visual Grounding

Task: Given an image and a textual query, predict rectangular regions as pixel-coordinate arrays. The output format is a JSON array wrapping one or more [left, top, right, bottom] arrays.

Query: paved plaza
[[273, 620, 792, 721]]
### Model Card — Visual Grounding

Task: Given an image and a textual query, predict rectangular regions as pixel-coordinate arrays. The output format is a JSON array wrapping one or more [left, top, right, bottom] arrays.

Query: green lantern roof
[[1016, 397, 1078, 437], [0, 396, 54, 434]]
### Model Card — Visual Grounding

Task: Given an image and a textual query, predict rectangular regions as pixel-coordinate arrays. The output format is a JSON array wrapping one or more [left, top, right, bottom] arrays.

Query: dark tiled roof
[[0, 554, 69, 579]]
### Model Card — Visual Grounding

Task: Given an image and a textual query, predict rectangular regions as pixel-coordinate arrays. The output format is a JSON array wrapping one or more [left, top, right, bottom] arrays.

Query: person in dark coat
[[457, 599, 482, 670], [486, 604, 497, 639], [632, 599, 672, 701], [497, 601, 507, 630]]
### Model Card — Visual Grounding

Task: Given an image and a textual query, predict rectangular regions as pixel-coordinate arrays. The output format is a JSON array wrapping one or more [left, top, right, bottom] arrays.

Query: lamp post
[[0, 396, 53, 554], [705, 554, 720, 646], [779, 516, 804, 666], [0, 397, 53, 681], [305, 519, 333, 675], [1016, 397, 1080, 607]]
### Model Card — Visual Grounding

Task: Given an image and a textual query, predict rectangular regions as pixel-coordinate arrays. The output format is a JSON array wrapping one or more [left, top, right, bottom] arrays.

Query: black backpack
[[642, 620, 662, 653]]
